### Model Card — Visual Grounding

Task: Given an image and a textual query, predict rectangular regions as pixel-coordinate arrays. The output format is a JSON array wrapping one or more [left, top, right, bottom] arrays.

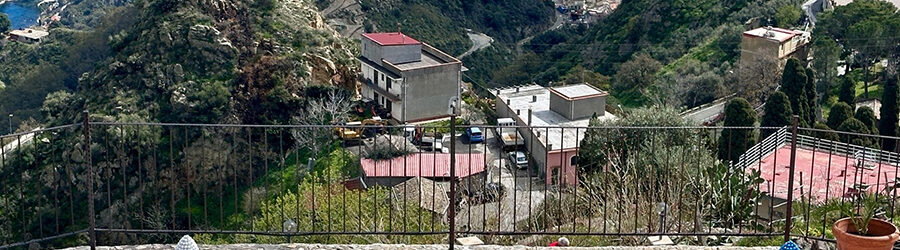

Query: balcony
[[1, 118, 894, 249], [361, 76, 401, 102]]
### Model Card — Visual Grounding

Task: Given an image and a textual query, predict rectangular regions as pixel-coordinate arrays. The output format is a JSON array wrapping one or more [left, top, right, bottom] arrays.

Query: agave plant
[[841, 192, 883, 236]]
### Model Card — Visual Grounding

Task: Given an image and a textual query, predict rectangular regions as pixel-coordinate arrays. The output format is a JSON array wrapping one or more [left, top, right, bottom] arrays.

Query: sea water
[[0, 1, 40, 30]]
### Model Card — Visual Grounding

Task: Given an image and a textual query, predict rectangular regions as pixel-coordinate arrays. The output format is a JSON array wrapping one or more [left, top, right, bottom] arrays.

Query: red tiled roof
[[749, 145, 900, 203], [361, 153, 485, 178], [362, 32, 422, 46]]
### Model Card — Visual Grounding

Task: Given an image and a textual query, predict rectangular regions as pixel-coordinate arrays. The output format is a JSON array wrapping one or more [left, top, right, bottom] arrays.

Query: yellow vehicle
[[334, 117, 385, 141], [334, 121, 363, 141]]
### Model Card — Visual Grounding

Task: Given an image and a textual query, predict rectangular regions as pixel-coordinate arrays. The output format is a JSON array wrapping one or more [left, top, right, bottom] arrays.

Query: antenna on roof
[[398, 22, 405, 44]]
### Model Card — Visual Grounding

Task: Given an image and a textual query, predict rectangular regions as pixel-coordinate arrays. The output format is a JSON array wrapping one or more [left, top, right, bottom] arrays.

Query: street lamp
[[7, 114, 12, 135], [283, 219, 298, 243]]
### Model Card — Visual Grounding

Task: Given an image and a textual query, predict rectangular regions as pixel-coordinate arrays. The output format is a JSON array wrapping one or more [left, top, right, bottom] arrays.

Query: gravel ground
[[65, 244, 779, 250]]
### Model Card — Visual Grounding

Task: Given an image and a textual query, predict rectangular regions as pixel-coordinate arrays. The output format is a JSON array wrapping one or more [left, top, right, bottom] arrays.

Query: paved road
[[455, 127, 546, 232], [516, 11, 566, 54], [458, 30, 494, 59], [681, 100, 728, 125], [321, 0, 364, 38], [1, 128, 40, 158]]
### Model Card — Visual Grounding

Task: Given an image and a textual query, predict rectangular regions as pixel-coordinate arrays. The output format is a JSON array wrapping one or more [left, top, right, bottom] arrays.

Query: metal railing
[[1, 114, 900, 249]]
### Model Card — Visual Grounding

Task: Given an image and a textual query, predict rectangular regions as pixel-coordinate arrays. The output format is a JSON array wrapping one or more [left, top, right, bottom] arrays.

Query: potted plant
[[832, 193, 900, 250]]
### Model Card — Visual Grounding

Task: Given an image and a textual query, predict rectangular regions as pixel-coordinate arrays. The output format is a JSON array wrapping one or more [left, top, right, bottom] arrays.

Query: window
[[374, 93, 379, 103], [551, 168, 560, 186], [386, 78, 391, 90], [373, 69, 377, 83], [570, 155, 578, 166], [386, 100, 392, 111]]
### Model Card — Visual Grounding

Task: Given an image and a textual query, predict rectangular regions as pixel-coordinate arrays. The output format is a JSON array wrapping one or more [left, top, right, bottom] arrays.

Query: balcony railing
[[1, 114, 899, 249]]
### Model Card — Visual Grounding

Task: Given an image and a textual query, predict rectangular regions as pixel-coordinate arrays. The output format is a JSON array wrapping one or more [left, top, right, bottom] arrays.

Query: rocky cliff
[[43, 0, 358, 125]]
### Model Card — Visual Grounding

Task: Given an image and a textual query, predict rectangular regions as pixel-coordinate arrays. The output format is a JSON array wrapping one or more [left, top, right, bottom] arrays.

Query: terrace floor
[[64, 244, 780, 250]]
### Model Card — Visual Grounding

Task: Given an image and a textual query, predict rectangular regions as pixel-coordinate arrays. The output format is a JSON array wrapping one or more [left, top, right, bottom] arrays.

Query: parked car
[[508, 151, 528, 170], [441, 135, 451, 153], [420, 136, 437, 151], [466, 127, 484, 143], [434, 137, 443, 152]]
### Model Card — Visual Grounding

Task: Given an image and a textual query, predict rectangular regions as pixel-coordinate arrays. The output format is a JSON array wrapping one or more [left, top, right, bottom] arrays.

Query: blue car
[[466, 127, 484, 143]]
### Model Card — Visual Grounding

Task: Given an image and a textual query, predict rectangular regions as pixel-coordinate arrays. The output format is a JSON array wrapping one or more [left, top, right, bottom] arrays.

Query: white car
[[508, 151, 528, 170], [441, 135, 451, 153]]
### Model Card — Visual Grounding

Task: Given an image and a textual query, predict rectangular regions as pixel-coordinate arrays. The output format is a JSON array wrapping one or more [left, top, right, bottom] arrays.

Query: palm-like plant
[[841, 192, 883, 236]]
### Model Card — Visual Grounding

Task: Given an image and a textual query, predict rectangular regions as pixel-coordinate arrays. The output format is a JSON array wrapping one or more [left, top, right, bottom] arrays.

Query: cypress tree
[[761, 91, 793, 139], [781, 58, 810, 127], [718, 98, 758, 164], [839, 77, 856, 105], [854, 106, 878, 134], [827, 102, 854, 130], [838, 118, 874, 148], [880, 76, 899, 151], [814, 122, 841, 141], [806, 68, 818, 124]]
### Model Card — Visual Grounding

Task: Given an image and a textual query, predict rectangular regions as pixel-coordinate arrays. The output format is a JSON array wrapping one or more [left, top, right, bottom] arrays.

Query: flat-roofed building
[[8, 28, 49, 43], [358, 32, 463, 123], [493, 84, 616, 186], [740, 26, 810, 65]]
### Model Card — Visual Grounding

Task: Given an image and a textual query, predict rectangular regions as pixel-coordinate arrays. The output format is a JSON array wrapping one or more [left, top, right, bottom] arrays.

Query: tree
[[806, 68, 818, 123], [816, 0, 899, 99], [814, 122, 841, 141], [848, 20, 884, 99], [855, 106, 878, 134], [0, 14, 10, 33], [577, 113, 605, 172], [775, 5, 801, 28], [839, 77, 856, 105], [837, 118, 875, 147], [718, 98, 758, 164], [880, 76, 899, 151], [736, 56, 780, 105], [612, 53, 662, 93], [761, 91, 793, 139], [291, 89, 352, 158], [812, 37, 841, 101], [781, 58, 810, 127], [827, 102, 854, 130]]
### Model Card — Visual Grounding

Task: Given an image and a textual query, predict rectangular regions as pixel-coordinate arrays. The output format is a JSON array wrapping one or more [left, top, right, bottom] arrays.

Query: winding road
[[458, 30, 494, 59]]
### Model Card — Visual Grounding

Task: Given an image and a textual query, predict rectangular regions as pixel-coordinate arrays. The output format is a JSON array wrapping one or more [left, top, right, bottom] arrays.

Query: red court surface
[[749, 145, 900, 203]]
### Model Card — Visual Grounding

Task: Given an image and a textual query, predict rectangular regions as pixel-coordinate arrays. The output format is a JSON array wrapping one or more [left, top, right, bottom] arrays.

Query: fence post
[[83, 110, 96, 250], [784, 115, 799, 243], [448, 112, 457, 250]]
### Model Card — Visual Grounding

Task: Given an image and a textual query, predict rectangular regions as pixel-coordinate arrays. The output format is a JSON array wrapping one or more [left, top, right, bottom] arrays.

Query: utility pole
[[83, 111, 96, 250], [448, 97, 458, 250]]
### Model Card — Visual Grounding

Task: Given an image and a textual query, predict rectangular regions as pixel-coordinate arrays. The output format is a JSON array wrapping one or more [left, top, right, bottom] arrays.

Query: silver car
[[508, 151, 528, 170]]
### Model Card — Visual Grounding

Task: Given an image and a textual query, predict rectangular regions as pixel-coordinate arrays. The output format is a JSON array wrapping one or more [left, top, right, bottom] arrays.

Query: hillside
[[489, 0, 801, 109], [1, 0, 358, 127], [359, 0, 555, 56], [0, 0, 362, 246]]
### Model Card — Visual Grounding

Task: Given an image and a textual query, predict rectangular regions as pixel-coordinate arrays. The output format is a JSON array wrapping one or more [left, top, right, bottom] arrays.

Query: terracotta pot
[[833, 218, 900, 250]]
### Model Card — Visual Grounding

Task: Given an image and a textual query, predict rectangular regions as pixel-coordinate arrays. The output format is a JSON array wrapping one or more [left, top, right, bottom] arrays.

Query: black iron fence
[[1, 114, 900, 249]]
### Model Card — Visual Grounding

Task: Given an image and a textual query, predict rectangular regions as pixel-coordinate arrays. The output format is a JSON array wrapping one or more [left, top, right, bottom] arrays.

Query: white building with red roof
[[358, 32, 464, 123]]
